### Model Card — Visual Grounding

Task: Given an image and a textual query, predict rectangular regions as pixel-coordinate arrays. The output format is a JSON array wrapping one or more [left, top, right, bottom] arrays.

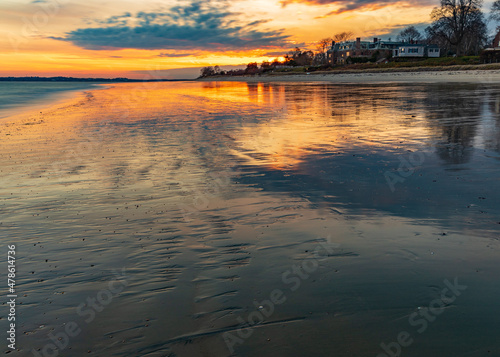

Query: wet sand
[[2, 81, 500, 356]]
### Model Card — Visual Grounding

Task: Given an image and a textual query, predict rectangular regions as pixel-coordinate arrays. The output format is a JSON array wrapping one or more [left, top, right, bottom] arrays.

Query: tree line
[[200, 0, 500, 77]]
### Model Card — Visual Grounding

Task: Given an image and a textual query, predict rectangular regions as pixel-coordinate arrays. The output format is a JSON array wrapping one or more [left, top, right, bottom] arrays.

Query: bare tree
[[397, 26, 423, 43], [333, 31, 354, 43], [426, 0, 485, 56], [461, 11, 488, 54], [491, 0, 500, 20], [316, 38, 333, 64], [284, 48, 315, 66], [317, 38, 333, 52], [297, 50, 314, 66]]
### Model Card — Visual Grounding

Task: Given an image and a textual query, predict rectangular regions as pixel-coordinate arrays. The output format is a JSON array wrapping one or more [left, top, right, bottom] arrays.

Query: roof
[[379, 41, 405, 45], [398, 44, 426, 47], [398, 44, 439, 48], [330, 40, 440, 51]]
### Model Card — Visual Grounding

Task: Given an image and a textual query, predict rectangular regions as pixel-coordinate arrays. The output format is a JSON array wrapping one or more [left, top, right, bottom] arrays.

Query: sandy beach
[[199, 68, 500, 84], [2, 80, 500, 356], [6, 0, 500, 353]]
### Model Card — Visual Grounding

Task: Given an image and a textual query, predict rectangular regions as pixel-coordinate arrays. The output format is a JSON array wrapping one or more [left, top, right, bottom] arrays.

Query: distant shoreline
[[0, 77, 194, 82], [198, 65, 500, 83]]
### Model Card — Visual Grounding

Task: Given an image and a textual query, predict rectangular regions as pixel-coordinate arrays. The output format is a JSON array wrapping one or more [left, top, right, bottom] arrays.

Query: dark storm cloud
[[281, 0, 435, 14], [60, 1, 290, 51]]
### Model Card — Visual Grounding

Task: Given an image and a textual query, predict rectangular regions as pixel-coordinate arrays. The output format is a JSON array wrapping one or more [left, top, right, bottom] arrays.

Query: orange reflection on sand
[[0, 82, 432, 180], [229, 83, 431, 170]]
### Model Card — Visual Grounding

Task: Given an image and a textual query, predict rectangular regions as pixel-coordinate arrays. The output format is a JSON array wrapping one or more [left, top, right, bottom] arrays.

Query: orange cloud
[[0, 0, 435, 78], [281, 0, 435, 16]]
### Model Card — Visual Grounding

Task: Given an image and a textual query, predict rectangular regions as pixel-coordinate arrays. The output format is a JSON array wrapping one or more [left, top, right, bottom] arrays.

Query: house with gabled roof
[[395, 44, 440, 58], [327, 37, 441, 65]]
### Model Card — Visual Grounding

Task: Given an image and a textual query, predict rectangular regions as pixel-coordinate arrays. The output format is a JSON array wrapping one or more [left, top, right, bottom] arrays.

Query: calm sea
[[0, 81, 100, 118], [1, 81, 499, 356]]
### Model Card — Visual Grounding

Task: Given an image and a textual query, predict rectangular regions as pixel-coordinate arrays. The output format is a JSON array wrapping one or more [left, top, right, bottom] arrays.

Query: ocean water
[[0, 81, 100, 118], [1, 81, 500, 357]]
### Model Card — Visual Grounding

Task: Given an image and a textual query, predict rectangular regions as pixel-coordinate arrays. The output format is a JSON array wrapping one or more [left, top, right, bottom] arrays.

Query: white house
[[327, 38, 442, 64], [394, 44, 440, 58], [397, 45, 424, 57], [426, 45, 441, 58]]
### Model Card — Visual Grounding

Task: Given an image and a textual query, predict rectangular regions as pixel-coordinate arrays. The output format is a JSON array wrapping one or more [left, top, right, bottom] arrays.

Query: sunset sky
[[0, 0, 497, 79]]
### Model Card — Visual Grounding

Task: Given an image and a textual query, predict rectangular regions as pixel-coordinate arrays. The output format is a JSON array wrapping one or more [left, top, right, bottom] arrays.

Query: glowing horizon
[[0, 0, 482, 79]]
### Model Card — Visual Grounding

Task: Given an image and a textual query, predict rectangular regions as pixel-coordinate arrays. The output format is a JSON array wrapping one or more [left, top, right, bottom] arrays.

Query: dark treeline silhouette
[[0, 77, 187, 82]]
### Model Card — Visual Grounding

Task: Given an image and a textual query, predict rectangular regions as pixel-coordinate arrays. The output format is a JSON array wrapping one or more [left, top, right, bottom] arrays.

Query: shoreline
[[0, 83, 109, 124], [3, 68, 499, 126], [198, 67, 500, 84]]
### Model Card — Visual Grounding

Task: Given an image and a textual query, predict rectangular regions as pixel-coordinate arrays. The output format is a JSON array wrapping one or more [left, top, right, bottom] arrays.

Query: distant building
[[492, 30, 500, 48], [395, 44, 440, 58], [327, 37, 399, 65], [480, 30, 500, 63], [327, 37, 441, 65]]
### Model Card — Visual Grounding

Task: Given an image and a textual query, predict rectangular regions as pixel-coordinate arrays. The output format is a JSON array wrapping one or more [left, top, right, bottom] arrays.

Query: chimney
[[356, 37, 361, 49], [493, 30, 500, 47], [374, 38, 378, 43]]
